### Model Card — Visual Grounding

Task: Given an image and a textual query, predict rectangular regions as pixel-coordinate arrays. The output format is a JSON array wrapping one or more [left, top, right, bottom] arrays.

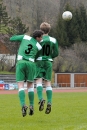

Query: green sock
[[18, 89, 25, 107], [36, 86, 43, 101], [28, 90, 34, 107], [46, 87, 52, 104]]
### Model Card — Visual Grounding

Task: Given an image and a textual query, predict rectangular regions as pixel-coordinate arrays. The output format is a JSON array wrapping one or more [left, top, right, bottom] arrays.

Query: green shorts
[[16, 60, 36, 82], [35, 60, 52, 81]]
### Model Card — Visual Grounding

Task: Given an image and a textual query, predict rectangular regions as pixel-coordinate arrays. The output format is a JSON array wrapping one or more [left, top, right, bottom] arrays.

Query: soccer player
[[35, 22, 59, 114], [10, 30, 43, 117]]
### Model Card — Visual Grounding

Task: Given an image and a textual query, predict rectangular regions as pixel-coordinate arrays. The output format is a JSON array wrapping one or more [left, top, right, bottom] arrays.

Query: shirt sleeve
[[10, 35, 24, 42], [51, 40, 59, 58]]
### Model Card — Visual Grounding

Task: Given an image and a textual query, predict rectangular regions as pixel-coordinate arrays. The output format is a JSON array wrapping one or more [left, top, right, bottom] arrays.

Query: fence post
[[70, 73, 74, 88]]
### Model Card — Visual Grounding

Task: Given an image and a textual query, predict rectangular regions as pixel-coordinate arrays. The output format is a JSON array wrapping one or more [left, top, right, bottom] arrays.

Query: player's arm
[[35, 42, 42, 60], [51, 40, 59, 58], [36, 42, 42, 51], [10, 35, 24, 42]]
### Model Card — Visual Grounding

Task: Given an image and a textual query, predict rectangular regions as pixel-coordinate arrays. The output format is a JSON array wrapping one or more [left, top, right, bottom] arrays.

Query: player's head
[[32, 30, 43, 42], [40, 22, 51, 34]]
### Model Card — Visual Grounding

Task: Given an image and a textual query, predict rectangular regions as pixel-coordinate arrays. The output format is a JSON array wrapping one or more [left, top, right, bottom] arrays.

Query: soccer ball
[[62, 11, 72, 21]]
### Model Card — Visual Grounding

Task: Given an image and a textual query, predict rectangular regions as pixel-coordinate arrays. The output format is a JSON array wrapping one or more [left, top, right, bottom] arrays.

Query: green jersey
[[35, 35, 59, 61], [10, 35, 42, 62]]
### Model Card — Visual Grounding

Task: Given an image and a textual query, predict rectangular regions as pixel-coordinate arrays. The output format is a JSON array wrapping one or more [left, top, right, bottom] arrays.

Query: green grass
[[0, 92, 87, 130], [0, 71, 15, 74]]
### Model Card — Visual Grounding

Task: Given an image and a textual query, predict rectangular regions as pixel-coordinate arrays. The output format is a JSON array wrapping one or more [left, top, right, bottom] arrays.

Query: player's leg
[[44, 61, 52, 114], [36, 78, 43, 100], [27, 61, 36, 115], [18, 82, 25, 106], [27, 82, 34, 115], [16, 61, 28, 117], [36, 78, 45, 111], [18, 82, 28, 117], [45, 81, 52, 114], [35, 61, 45, 111]]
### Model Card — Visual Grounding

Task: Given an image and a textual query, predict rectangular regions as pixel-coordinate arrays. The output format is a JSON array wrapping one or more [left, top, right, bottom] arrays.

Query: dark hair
[[32, 30, 43, 39]]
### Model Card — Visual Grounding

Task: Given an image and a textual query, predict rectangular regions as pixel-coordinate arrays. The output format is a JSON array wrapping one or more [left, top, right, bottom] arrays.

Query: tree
[[7, 17, 29, 35], [0, 0, 10, 32], [53, 44, 87, 73], [77, 4, 87, 41], [7, 17, 29, 72], [52, 3, 87, 73], [54, 13, 71, 48], [53, 3, 87, 48]]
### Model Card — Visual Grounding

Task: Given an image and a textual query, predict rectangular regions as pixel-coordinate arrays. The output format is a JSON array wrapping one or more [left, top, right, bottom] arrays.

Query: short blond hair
[[40, 22, 51, 34]]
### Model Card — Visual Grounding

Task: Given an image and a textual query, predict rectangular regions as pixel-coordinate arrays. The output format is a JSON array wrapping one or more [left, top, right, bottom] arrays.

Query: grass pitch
[[0, 91, 87, 130]]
